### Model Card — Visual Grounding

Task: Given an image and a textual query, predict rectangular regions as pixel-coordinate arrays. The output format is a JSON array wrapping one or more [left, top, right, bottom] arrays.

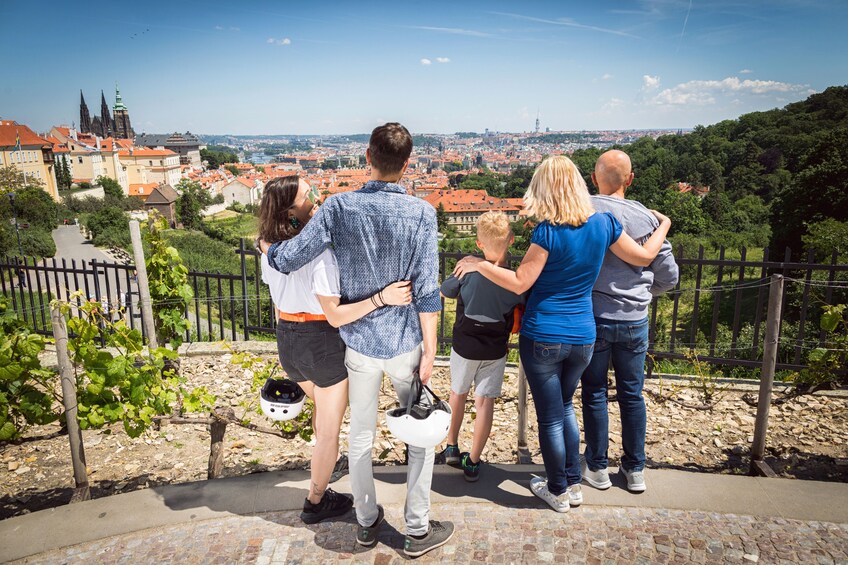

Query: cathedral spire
[[114, 82, 127, 111], [79, 90, 92, 134], [99, 90, 113, 138]]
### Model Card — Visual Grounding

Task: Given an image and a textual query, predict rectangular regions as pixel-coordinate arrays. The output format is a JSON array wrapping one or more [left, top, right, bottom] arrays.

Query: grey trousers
[[345, 345, 434, 536]]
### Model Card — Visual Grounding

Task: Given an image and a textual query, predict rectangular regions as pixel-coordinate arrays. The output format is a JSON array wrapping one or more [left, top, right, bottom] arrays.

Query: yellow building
[[0, 120, 59, 200], [118, 148, 180, 186], [49, 127, 105, 185]]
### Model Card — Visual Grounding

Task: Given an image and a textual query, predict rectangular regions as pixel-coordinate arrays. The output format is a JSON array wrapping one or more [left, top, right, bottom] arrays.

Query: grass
[[203, 213, 259, 240]]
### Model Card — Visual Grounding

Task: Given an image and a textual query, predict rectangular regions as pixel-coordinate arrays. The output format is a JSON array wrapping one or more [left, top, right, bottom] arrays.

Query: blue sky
[[2, 0, 846, 135]]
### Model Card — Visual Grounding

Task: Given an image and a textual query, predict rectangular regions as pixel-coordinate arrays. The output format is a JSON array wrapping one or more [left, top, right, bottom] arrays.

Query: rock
[[714, 438, 724, 448], [7, 461, 20, 471], [14, 466, 30, 475], [84, 435, 103, 448]]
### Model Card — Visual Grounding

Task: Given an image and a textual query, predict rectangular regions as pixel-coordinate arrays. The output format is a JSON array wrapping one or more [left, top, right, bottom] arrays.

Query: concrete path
[[2, 465, 847, 563]]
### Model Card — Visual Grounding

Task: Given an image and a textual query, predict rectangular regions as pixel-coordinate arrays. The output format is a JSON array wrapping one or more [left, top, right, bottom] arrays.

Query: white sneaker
[[620, 467, 646, 492], [581, 456, 612, 490], [566, 484, 583, 507], [530, 476, 569, 513]]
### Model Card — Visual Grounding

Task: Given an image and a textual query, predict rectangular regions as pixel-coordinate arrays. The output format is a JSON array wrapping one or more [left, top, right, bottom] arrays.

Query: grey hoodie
[[591, 194, 679, 321]]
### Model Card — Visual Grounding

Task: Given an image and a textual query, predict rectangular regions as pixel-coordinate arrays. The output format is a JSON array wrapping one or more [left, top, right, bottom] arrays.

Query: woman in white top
[[258, 176, 411, 524]]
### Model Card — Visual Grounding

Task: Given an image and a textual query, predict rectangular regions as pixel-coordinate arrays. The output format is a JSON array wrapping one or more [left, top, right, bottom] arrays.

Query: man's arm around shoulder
[[649, 239, 679, 296], [267, 202, 334, 274]]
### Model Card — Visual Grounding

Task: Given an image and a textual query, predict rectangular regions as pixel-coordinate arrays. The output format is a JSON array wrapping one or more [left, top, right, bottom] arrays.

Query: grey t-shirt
[[591, 195, 679, 321], [441, 271, 525, 360]]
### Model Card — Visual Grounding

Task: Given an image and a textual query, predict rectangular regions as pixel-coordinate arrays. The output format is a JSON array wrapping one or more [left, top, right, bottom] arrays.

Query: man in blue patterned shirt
[[263, 123, 453, 557]]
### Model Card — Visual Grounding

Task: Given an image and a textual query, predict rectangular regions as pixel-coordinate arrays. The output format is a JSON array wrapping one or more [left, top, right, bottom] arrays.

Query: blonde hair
[[476, 211, 512, 248], [524, 155, 594, 226]]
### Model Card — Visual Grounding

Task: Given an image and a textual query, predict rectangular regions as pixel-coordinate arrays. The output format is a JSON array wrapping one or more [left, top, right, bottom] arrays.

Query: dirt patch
[[2, 354, 846, 520]]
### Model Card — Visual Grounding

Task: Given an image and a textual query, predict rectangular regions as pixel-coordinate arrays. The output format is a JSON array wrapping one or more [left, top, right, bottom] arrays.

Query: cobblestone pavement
[[15, 503, 848, 564]]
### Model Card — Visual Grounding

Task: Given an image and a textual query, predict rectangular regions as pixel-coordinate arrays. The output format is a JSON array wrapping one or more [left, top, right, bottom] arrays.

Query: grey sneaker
[[620, 467, 646, 492], [581, 456, 612, 490], [356, 505, 384, 547], [403, 520, 455, 557], [529, 476, 569, 513], [566, 484, 583, 507]]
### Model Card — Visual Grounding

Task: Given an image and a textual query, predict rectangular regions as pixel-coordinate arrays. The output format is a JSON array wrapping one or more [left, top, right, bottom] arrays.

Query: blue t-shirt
[[521, 212, 623, 344]]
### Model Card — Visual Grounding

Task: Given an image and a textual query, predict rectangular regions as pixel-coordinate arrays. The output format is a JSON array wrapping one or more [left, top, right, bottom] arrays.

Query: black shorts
[[276, 320, 347, 388]]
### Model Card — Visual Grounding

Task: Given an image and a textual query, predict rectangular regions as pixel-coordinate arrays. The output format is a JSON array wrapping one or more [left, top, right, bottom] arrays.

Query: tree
[[443, 161, 464, 173], [0, 165, 45, 193], [96, 175, 124, 199], [436, 203, 449, 232], [225, 164, 239, 177], [802, 218, 848, 262], [175, 179, 213, 231], [84, 207, 130, 248]]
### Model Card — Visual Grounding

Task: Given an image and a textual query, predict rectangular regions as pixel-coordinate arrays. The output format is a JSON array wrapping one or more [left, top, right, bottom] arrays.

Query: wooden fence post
[[207, 406, 235, 479], [129, 220, 158, 349], [516, 360, 531, 464], [750, 274, 784, 477], [51, 305, 90, 501]]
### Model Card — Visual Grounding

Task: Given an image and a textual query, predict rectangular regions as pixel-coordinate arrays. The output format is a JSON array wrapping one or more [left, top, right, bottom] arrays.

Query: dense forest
[[568, 85, 848, 258]]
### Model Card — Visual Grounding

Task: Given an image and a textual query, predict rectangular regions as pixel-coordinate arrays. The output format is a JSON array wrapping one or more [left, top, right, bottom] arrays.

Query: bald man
[[581, 150, 678, 493]]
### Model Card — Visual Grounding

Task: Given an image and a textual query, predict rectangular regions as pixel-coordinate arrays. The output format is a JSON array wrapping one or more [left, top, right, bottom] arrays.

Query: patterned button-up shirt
[[267, 181, 440, 359]]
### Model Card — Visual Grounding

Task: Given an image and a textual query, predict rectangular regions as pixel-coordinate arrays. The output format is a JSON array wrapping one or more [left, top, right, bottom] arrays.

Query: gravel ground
[[2, 354, 846, 520]]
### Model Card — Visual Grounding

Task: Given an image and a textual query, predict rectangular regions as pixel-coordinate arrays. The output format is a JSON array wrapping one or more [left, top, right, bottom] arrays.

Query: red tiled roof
[[119, 148, 177, 157], [0, 120, 51, 149], [130, 183, 159, 199], [423, 189, 521, 214]]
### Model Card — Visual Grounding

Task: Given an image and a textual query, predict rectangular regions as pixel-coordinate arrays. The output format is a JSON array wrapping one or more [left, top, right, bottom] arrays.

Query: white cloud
[[420, 58, 432, 65], [650, 76, 810, 106], [436, 57, 450, 64], [601, 73, 613, 80], [215, 25, 224, 31], [739, 69, 753, 74], [268, 37, 291, 46], [603, 98, 624, 111], [642, 75, 661, 90]]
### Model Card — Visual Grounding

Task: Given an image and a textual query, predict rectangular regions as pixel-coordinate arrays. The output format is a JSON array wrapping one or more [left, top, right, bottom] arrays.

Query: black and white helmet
[[260, 377, 305, 421], [385, 371, 451, 448]]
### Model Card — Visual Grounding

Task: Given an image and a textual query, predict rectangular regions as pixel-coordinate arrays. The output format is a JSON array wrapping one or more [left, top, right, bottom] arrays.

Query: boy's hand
[[258, 238, 272, 254], [453, 255, 483, 278]]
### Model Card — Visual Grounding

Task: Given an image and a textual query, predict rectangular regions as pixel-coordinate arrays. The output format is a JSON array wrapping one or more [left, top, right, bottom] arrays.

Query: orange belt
[[278, 311, 327, 323]]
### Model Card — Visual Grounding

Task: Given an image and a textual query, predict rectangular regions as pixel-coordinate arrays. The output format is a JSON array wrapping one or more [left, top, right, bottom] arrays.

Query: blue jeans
[[519, 335, 594, 496], [581, 317, 649, 473]]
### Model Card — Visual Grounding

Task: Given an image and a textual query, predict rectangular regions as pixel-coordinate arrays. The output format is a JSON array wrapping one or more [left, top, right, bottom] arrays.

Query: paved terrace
[[2, 464, 847, 564]]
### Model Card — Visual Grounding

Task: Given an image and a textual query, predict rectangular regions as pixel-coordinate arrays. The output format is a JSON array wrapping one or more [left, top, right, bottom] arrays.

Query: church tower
[[112, 84, 134, 140], [99, 90, 113, 138], [79, 90, 92, 134]]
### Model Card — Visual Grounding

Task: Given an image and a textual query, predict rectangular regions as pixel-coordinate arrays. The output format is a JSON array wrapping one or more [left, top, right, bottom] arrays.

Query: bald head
[[593, 150, 633, 196]]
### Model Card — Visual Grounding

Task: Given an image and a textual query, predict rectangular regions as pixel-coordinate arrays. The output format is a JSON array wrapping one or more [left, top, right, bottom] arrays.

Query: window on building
[[78, 157, 83, 164], [149, 161, 153, 166]]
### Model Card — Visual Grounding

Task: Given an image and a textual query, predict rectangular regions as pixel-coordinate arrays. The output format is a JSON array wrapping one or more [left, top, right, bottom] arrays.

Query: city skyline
[[2, 0, 847, 135]]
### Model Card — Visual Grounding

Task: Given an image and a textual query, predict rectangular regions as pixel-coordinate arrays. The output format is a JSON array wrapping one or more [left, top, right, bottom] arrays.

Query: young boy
[[438, 211, 524, 481]]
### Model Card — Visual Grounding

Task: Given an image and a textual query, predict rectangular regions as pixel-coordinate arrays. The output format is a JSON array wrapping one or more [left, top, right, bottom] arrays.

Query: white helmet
[[385, 372, 451, 448], [260, 377, 305, 421]]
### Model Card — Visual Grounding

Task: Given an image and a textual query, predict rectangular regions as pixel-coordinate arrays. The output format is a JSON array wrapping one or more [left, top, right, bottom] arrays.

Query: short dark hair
[[258, 176, 300, 242], [368, 122, 412, 175]]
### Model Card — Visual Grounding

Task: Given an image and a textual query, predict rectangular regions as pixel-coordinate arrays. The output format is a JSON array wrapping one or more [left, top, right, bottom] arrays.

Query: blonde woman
[[454, 156, 670, 513]]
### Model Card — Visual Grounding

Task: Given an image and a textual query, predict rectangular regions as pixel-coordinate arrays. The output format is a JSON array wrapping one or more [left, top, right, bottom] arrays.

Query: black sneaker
[[403, 520, 455, 557], [436, 444, 461, 465], [356, 505, 384, 547], [460, 452, 480, 482], [299, 488, 353, 525]]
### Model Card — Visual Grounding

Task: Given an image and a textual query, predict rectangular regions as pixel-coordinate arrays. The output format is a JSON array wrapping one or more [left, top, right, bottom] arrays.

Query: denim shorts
[[276, 320, 347, 388]]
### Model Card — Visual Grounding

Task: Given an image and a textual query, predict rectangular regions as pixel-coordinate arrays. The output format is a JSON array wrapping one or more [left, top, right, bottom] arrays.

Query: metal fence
[[2, 244, 846, 373]]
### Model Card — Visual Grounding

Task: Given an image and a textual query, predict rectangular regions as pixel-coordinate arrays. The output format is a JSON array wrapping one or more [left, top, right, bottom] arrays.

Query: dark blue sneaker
[[436, 444, 461, 465], [460, 452, 480, 482]]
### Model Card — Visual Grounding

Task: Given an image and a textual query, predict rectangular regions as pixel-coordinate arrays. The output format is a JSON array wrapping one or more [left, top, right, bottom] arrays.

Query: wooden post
[[516, 360, 532, 464], [750, 274, 783, 477], [51, 305, 90, 501], [129, 220, 158, 349], [207, 406, 234, 479]]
